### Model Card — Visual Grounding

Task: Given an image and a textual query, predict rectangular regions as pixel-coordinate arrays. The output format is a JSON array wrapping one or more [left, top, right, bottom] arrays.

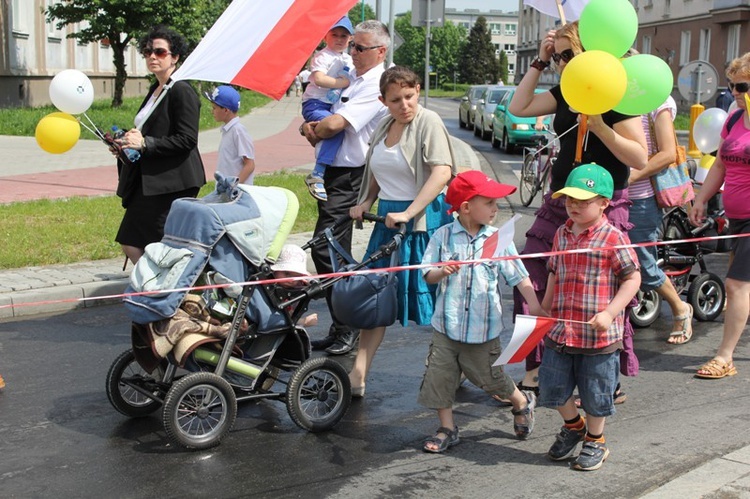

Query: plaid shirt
[[547, 216, 638, 349], [422, 219, 529, 344]]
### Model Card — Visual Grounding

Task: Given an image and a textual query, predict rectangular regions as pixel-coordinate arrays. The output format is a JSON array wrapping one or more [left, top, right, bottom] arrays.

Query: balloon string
[[529, 122, 578, 156]]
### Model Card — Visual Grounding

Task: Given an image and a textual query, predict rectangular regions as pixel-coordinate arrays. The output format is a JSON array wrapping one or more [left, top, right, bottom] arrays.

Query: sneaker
[[548, 424, 586, 461], [572, 440, 610, 471], [325, 329, 360, 355]]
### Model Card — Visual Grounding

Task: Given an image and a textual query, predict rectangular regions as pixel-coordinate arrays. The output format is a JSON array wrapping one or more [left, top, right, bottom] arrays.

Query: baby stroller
[[630, 188, 729, 327], [105, 176, 401, 450]]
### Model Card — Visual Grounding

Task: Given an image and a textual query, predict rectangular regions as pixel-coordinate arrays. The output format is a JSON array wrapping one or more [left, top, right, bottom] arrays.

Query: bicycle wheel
[[519, 152, 540, 207]]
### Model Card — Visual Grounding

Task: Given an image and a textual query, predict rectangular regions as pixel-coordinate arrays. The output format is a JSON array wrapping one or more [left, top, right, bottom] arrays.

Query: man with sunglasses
[[300, 20, 390, 355]]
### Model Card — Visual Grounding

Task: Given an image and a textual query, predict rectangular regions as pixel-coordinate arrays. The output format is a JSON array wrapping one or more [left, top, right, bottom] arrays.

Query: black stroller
[[630, 190, 729, 327], [105, 176, 403, 449]]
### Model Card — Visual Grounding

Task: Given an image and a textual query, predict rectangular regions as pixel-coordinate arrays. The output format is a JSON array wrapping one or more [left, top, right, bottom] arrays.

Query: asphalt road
[[1, 99, 748, 498]]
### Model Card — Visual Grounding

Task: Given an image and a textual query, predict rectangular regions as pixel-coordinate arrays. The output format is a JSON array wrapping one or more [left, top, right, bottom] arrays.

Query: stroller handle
[[301, 213, 406, 250]]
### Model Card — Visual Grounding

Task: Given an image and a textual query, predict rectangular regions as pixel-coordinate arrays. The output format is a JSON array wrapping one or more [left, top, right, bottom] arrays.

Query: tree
[[498, 50, 509, 85], [46, 0, 230, 107], [458, 16, 500, 84], [393, 14, 466, 88], [348, 2, 377, 24]]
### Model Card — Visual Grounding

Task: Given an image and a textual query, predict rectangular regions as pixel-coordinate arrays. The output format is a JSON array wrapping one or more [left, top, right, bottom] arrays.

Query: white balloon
[[49, 69, 94, 115], [692, 107, 728, 154]]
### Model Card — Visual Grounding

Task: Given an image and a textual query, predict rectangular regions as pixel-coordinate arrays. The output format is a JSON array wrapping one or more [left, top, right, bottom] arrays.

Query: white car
[[458, 85, 488, 131], [473, 85, 513, 140]]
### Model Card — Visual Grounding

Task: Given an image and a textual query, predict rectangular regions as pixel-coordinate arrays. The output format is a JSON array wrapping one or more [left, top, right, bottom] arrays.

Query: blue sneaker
[[548, 424, 586, 460], [572, 440, 610, 471]]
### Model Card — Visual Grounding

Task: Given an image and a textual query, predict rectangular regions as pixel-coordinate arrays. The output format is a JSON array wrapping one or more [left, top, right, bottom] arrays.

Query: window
[[508, 63, 515, 75], [11, 0, 29, 34], [490, 23, 501, 35], [680, 31, 691, 65], [47, 0, 63, 39], [642, 36, 652, 55], [664, 0, 671, 16], [504, 23, 516, 36], [504, 44, 516, 52], [699, 29, 710, 61], [727, 24, 741, 62]]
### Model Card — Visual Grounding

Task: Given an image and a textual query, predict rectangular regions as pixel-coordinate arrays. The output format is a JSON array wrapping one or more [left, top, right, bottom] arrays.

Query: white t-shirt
[[327, 63, 388, 168], [302, 47, 353, 103], [218, 117, 255, 185], [369, 139, 417, 201]]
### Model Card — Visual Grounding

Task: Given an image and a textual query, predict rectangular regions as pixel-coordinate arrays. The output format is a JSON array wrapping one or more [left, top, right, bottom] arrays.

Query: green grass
[[0, 88, 270, 138], [0, 172, 317, 269]]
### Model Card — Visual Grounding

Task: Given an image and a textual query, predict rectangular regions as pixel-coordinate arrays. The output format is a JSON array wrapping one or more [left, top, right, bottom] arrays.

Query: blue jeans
[[629, 196, 666, 291], [538, 347, 620, 417], [301, 99, 344, 170]]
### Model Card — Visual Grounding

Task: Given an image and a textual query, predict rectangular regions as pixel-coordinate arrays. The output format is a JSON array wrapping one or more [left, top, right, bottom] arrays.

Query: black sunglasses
[[551, 49, 575, 64], [349, 42, 382, 53], [142, 47, 172, 59], [729, 81, 750, 93]]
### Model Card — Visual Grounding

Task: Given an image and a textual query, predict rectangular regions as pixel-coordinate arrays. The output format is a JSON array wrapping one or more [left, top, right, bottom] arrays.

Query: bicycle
[[519, 130, 558, 207]]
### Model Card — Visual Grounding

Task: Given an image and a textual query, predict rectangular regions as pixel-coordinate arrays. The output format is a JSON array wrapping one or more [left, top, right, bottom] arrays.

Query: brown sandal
[[695, 358, 737, 379]]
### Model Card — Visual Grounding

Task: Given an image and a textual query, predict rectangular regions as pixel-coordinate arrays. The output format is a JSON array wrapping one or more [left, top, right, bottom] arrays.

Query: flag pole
[[555, 0, 567, 25]]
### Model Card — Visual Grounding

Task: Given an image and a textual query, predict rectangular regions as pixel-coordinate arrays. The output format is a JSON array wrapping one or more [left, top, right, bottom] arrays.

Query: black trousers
[[311, 165, 364, 331]]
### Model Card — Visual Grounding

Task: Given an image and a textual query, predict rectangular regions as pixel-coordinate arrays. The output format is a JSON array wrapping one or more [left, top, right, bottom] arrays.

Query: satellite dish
[[677, 60, 719, 104]]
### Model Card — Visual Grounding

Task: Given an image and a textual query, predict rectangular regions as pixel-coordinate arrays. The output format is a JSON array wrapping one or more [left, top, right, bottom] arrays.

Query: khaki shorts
[[417, 330, 517, 409]]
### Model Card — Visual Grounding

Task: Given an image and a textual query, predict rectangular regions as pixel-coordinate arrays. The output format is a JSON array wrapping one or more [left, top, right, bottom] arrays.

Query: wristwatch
[[299, 122, 306, 136], [530, 57, 550, 71]]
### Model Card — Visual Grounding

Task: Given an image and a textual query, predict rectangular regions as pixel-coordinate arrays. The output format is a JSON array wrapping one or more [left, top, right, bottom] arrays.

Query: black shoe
[[325, 330, 359, 355], [310, 335, 336, 351]]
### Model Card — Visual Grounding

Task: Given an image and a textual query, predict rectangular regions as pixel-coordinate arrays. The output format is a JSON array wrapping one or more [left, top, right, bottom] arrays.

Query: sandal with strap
[[423, 425, 459, 453], [511, 390, 536, 440], [305, 173, 328, 202], [667, 303, 693, 345], [695, 358, 737, 379]]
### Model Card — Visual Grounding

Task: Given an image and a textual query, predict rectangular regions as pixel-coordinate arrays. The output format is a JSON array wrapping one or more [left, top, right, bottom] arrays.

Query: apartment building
[[1, 0, 149, 108]]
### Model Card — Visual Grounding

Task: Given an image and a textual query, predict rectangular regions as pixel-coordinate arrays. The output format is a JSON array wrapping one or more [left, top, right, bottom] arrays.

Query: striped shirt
[[422, 219, 529, 344], [547, 216, 639, 349], [630, 96, 677, 199]]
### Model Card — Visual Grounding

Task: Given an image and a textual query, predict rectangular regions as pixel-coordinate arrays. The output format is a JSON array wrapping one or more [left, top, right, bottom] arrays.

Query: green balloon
[[579, 0, 638, 57], [614, 55, 674, 115]]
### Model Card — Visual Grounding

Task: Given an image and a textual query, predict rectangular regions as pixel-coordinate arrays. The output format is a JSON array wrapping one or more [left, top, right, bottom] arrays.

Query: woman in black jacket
[[115, 25, 205, 264]]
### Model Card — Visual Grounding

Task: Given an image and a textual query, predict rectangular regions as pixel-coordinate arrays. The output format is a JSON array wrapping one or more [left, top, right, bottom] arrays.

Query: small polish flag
[[173, 0, 358, 99], [523, 0, 588, 22], [493, 315, 557, 366], [481, 214, 521, 259]]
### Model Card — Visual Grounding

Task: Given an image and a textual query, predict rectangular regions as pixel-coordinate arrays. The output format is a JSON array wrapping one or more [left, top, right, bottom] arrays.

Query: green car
[[491, 88, 551, 154]]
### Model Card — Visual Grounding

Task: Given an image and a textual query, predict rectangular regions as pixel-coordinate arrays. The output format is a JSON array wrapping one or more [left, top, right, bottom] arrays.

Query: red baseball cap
[[445, 170, 517, 214]]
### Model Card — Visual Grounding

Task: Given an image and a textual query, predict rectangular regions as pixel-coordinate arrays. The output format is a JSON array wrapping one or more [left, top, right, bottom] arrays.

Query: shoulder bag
[[647, 115, 695, 208]]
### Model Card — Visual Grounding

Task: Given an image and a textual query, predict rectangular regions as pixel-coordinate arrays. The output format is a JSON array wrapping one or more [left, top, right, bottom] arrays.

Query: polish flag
[[481, 214, 521, 259], [493, 315, 557, 366], [172, 0, 359, 99], [523, 0, 588, 22]]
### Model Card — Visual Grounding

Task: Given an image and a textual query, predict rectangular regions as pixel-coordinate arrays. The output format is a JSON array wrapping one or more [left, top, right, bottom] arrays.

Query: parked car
[[491, 88, 552, 154], [458, 85, 488, 130], [473, 85, 513, 141]]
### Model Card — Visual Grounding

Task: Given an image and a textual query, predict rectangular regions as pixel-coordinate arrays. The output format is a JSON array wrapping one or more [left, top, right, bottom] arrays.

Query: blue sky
[[363, 0, 520, 18]]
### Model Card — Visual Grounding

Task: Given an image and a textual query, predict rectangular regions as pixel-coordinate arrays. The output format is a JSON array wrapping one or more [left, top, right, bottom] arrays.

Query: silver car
[[458, 85, 488, 131], [473, 85, 513, 141]]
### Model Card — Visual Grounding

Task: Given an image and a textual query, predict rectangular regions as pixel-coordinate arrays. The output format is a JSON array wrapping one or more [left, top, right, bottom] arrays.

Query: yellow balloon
[[35, 112, 80, 154], [560, 50, 628, 115]]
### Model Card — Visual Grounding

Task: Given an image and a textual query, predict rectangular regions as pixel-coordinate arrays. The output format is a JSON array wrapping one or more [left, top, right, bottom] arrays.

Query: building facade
[[444, 8, 519, 80], [1, 0, 149, 108]]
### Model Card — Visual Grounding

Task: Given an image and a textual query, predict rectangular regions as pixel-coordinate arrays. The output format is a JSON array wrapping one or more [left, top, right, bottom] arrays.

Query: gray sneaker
[[572, 441, 610, 471], [548, 425, 586, 460]]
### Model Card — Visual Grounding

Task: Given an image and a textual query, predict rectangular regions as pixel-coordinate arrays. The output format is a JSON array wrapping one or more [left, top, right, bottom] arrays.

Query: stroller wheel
[[163, 372, 237, 450], [286, 357, 351, 432], [688, 272, 726, 322], [106, 349, 164, 417], [630, 289, 662, 328]]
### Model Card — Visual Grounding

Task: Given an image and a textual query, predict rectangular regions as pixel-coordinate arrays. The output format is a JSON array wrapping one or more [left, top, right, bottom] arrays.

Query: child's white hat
[[270, 244, 310, 276]]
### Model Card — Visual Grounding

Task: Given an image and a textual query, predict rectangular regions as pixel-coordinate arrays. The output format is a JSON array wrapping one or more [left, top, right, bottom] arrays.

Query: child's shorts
[[538, 347, 620, 418], [417, 330, 516, 409]]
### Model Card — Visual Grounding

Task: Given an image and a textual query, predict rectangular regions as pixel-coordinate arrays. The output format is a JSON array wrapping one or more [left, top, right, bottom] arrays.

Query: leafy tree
[[458, 16, 499, 84], [348, 2, 377, 24], [393, 14, 465, 87], [498, 50, 509, 85], [46, 0, 230, 107]]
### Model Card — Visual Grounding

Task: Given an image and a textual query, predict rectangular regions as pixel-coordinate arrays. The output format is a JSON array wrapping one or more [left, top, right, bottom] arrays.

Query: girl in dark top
[[508, 21, 648, 392]]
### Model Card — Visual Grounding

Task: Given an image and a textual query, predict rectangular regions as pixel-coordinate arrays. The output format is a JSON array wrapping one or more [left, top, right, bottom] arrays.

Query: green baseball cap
[[552, 163, 614, 200]]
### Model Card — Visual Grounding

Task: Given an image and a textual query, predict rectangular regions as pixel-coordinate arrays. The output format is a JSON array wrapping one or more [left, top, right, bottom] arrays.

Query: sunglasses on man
[[349, 42, 382, 53], [142, 47, 172, 59], [552, 49, 575, 64], [728, 81, 750, 93]]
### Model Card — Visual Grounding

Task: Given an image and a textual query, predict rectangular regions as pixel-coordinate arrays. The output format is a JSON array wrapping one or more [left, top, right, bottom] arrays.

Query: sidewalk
[[1, 95, 748, 497]]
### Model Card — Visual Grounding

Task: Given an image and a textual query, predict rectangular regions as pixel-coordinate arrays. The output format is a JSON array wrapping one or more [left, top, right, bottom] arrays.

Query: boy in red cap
[[418, 170, 544, 453]]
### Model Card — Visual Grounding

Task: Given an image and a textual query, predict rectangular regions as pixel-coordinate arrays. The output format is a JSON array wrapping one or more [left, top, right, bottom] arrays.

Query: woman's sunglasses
[[142, 47, 172, 59], [728, 81, 750, 93], [551, 49, 575, 64]]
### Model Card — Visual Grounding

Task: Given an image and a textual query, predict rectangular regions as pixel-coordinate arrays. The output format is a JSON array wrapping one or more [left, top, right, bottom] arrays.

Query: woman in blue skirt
[[348, 66, 456, 397]]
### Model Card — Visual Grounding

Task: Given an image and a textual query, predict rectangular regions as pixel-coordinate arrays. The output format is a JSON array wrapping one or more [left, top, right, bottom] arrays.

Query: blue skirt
[[364, 194, 453, 326]]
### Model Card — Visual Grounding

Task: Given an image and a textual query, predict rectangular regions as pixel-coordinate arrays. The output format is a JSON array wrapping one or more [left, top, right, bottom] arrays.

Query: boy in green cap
[[539, 163, 641, 471]]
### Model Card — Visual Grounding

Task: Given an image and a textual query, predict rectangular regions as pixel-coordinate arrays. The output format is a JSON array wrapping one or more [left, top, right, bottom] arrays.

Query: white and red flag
[[493, 315, 557, 366], [523, 0, 588, 23], [172, 0, 359, 99], [481, 214, 521, 259]]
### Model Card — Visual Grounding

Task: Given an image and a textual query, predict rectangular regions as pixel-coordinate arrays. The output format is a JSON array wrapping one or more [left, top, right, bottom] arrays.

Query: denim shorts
[[629, 196, 667, 291], [538, 347, 620, 417]]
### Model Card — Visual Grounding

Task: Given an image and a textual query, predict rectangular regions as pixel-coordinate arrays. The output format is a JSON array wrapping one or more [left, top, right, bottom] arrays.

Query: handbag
[[326, 228, 399, 330], [647, 115, 695, 208]]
